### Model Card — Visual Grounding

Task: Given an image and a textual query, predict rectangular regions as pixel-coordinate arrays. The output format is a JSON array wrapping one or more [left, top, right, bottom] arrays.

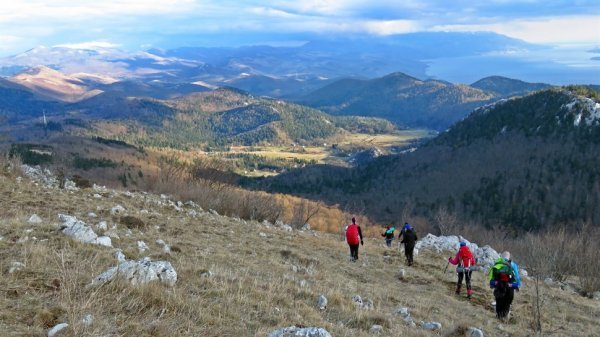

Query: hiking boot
[[467, 294, 472, 300]]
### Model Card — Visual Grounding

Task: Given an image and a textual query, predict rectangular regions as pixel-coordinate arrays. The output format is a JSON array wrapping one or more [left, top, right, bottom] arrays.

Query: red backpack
[[458, 246, 475, 268], [346, 224, 360, 245]]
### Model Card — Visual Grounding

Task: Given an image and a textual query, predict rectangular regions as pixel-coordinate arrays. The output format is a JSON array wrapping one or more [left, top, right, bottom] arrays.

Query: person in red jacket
[[448, 241, 477, 299], [345, 217, 363, 262]]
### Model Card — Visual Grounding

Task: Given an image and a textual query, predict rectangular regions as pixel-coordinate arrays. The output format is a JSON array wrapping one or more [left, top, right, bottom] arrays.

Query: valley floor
[[0, 167, 598, 336]]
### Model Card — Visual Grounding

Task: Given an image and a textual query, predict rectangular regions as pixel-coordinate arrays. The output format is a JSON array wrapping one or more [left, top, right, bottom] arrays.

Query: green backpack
[[492, 260, 515, 283]]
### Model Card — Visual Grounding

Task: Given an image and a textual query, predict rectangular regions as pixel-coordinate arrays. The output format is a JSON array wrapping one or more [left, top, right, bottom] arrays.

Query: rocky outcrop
[[92, 257, 177, 287], [415, 234, 500, 267], [58, 214, 112, 247], [268, 326, 332, 337]]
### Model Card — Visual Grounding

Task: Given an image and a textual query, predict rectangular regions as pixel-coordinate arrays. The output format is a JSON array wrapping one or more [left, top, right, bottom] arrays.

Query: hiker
[[448, 241, 476, 299], [489, 255, 519, 320], [381, 224, 395, 247], [345, 217, 363, 262], [397, 222, 413, 242], [400, 225, 417, 266], [502, 251, 522, 289]]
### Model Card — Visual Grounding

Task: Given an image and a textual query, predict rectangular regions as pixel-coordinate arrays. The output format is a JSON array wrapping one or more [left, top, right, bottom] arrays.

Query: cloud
[[432, 15, 600, 44], [0, 0, 598, 56], [53, 41, 122, 49]]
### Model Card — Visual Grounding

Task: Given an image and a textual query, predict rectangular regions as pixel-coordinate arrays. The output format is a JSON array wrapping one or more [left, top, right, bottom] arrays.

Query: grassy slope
[[0, 169, 598, 336]]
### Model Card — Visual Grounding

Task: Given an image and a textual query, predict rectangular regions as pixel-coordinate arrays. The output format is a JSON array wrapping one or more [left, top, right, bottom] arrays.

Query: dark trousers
[[385, 238, 393, 247], [456, 270, 472, 293], [494, 282, 515, 319], [349, 244, 359, 261], [404, 243, 415, 265]]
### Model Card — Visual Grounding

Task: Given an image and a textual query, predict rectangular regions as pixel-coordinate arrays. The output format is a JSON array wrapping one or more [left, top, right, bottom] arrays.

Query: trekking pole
[[443, 261, 450, 274]]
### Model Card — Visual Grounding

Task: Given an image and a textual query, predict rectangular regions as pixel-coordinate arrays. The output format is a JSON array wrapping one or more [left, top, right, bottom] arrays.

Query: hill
[[471, 76, 551, 97], [0, 87, 350, 149], [9, 66, 103, 102], [298, 72, 495, 130], [256, 87, 600, 230], [0, 162, 597, 336]]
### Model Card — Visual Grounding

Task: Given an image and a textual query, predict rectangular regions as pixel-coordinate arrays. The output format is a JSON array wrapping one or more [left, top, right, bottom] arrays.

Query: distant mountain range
[[297, 73, 550, 129], [254, 87, 600, 229], [4, 31, 591, 92], [0, 64, 553, 131]]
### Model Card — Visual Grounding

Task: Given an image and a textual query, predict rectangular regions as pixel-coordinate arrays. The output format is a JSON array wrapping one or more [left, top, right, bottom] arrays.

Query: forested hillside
[[256, 87, 600, 230], [298, 72, 495, 130]]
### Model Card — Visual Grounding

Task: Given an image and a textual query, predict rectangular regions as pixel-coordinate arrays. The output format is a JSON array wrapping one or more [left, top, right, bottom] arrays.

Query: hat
[[460, 241, 467, 247]]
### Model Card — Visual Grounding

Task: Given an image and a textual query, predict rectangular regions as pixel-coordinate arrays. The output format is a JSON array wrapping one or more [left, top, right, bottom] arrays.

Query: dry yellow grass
[[0, 167, 598, 337]]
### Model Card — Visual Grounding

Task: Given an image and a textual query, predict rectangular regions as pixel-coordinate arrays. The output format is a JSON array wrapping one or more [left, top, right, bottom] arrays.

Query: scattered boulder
[[137, 241, 149, 252], [81, 314, 93, 326], [120, 215, 145, 229], [87, 212, 97, 218], [369, 325, 383, 334], [421, 322, 442, 331], [268, 326, 332, 337], [259, 232, 268, 238], [156, 239, 172, 254], [399, 268, 407, 280], [92, 257, 177, 287], [317, 294, 327, 310], [9, 261, 26, 274], [28, 214, 43, 224], [351, 295, 373, 310], [301, 223, 311, 231], [96, 221, 108, 231], [200, 270, 213, 278], [114, 249, 126, 262], [466, 327, 484, 337], [58, 214, 112, 247], [110, 205, 126, 215], [47, 323, 69, 337], [592, 291, 600, 301]]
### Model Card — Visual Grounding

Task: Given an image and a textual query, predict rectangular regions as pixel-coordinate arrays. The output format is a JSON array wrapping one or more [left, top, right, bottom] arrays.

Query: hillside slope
[[0, 165, 597, 336], [470, 76, 550, 97], [258, 88, 600, 229], [298, 72, 495, 130]]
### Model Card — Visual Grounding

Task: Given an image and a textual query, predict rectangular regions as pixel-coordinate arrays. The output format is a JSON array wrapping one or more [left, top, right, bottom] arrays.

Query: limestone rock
[[137, 241, 149, 252], [399, 268, 407, 280], [114, 249, 126, 262], [93, 257, 177, 287], [9, 261, 26, 273], [59, 214, 112, 247], [110, 205, 125, 215], [81, 314, 93, 326], [370, 325, 383, 334], [415, 234, 500, 266], [268, 326, 332, 337], [96, 221, 108, 231], [87, 212, 97, 218], [28, 214, 43, 224], [48, 323, 69, 337], [317, 294, 327, 310], [466, 327, 484, 337], [421, 322, 442, 331]]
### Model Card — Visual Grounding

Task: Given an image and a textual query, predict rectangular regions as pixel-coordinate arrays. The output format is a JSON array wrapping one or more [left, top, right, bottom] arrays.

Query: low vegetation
[[0, 157, 597, 336]]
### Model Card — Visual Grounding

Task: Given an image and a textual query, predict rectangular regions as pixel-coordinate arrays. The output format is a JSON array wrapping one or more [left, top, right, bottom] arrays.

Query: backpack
[[492, 260, 515, 283], [458, 246, 475, 268], [346, 224, 360, 245]]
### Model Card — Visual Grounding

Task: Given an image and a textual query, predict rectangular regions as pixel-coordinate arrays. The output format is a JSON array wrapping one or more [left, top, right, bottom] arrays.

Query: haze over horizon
[[1, 0, 599, 84]]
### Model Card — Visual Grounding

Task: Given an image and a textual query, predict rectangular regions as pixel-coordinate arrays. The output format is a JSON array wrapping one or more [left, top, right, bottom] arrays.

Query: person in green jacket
[[381, 224, 395, 247], [488, 257, 518, 320]]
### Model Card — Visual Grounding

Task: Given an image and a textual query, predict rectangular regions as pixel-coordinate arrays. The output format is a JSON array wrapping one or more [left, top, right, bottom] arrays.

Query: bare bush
[[290, 199, 321, 229], [433, 206, 458, 235]]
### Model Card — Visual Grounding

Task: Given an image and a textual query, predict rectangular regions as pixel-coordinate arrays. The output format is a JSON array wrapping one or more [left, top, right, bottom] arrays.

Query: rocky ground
[[0, 164, 598, 336]]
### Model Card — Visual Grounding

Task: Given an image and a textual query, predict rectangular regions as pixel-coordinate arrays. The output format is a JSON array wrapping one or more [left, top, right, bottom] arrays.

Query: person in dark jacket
[[345, 217, 363, 262], [381, 224, 395, 247], [400, 226, 417, 266]]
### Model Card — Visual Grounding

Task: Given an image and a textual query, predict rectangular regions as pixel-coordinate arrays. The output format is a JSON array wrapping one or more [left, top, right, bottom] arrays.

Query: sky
[[0, 0, 598, 56]]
